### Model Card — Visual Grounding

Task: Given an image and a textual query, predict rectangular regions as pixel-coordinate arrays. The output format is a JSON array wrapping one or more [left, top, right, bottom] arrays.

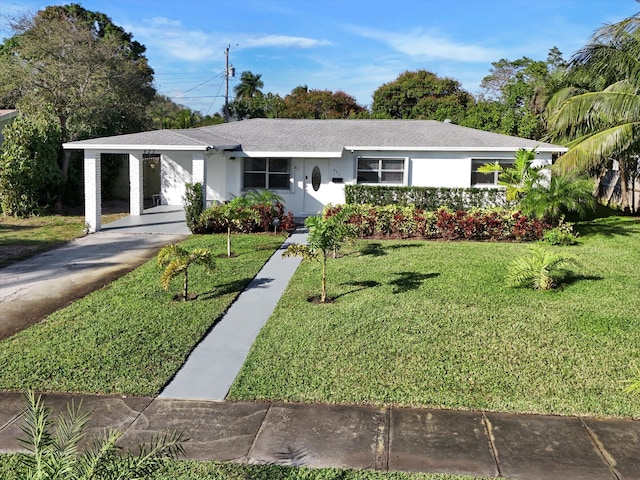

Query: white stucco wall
[[161, 152, 192, 205], [193, 149, 555, 216]]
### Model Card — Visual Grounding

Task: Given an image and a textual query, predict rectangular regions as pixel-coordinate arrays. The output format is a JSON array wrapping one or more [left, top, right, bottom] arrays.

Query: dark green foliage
[[344, 184, 512, 210], [183, 182, 204, 232], [372, 70, 473, 122], [0, 113, 62, 216]]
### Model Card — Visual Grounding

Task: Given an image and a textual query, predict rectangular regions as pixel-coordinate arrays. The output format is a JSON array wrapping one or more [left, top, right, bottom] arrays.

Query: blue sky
[[1, 0, 638, 115]]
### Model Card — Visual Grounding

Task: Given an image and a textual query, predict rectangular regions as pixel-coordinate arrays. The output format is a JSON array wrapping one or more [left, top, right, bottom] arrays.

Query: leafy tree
[[507, 244, 577, 290], [371, 70, 472, 122], [16, 391, 184, 479], [184, 182, 204, 232], [477, 50, 567, 139], [234, 71, 264, 100], [157, 244, 215, 301], [0, 4, 155, 183], [282, 86, 367, 119], [0, 113, 62, 216], [545, 13, 640, 212], [282, 213, 350, 303], [218, 197, 260, 257]]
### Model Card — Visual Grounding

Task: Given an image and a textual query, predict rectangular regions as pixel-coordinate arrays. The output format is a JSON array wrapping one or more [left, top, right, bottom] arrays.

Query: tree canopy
[[371, 70, 473, 122], [545, 12, 640, 211], [0, 4, 155, 177]]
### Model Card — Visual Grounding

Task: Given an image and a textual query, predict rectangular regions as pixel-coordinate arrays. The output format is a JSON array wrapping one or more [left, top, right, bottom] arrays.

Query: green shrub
[[542, 219, 578, 246], [344, 184, 512, 210], [183, 182, 204, 233], [0, 114, 62, 216]]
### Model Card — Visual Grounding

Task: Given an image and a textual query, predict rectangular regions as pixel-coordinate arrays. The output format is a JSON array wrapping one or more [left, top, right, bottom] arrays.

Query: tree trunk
[[183, 270, 188, 301], [320, 255, 327, 303], [227, 226, 232, 257]]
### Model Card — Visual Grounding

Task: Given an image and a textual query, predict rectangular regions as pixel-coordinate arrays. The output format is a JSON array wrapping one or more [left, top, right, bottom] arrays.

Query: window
[[244, 158, 291, 190], [357, 157, 405, 184], [471, 159, 513, 186]]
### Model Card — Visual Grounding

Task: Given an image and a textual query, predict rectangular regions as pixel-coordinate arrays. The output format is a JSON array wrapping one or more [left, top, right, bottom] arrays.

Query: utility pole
[[224, 45, 235, 123]]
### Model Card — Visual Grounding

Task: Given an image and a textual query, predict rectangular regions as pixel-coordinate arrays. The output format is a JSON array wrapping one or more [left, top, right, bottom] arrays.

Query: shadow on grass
[[575, 216, 640, 238], [333, 280, 381, 300], [561, 273, 604, 287], [358, 242, 424, 257], [390, 271, 439, 293]]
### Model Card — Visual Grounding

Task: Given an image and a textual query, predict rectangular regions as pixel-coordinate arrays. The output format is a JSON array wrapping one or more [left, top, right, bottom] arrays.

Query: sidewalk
[[1, 391, 639, 479]]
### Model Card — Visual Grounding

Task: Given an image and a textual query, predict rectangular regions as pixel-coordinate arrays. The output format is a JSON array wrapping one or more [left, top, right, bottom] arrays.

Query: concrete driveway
[[0, 207, 188, 339]]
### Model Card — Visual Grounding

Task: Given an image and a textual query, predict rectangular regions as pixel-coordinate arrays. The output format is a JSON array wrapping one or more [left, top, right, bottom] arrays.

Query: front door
[[303, 159, 328, 215]]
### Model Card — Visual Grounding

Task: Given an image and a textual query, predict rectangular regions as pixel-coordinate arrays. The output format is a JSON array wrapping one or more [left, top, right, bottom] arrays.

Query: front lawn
[[0, 233, 286, 395], [229, 216, 640, 418]]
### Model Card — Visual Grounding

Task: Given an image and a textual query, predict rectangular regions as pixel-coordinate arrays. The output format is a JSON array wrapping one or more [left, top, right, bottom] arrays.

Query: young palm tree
[[283, 213, 350, 303], [478, 148, 544, 201], [519, 173, 596, 222], [157, 244, 215, 300], [506, 244, 577, 290], [234, 71, 264, 100], [545, 13, 640, 211], [16, 391, 184, 479]]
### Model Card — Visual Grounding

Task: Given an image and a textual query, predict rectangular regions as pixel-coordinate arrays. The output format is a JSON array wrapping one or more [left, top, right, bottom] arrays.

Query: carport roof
[[63, 118, 568, 154]]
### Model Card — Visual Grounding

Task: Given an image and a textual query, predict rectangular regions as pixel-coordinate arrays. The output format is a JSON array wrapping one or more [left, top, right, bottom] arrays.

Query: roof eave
[[61, 143, 239, 152], [239, 151, 343, 158], [345, 145, 568, 153]]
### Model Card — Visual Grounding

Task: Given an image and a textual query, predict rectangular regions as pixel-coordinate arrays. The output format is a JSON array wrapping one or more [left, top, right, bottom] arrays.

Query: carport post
[[129, 153, 144, 215], [192, 153, 207, 210], [84, 150, 101, 233]]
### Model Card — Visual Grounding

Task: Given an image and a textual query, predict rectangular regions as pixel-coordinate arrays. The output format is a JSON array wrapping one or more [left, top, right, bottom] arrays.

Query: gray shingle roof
[[64, 119, 566, 153]]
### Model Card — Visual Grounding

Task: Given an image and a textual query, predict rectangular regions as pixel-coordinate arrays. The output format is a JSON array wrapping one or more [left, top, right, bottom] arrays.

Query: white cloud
[[348, 25, 500, 63], [128, 18, 330, 63], [239, 34, 330, 49]]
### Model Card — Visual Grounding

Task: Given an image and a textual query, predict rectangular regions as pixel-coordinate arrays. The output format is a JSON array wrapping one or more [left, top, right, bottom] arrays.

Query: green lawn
[[0, 233, 286, 395], [229, 216, 640, 418], [0, 456, 492, 480]]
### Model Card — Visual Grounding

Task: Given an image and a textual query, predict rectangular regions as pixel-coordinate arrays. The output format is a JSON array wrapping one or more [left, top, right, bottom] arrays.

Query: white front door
[[303, 159, 328, 215]]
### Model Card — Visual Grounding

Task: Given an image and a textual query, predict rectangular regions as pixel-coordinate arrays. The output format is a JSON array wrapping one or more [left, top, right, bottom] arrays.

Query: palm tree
[[545, 13, 640, 211], [478, 148, 544, 201], [282, 213, 350, 303], [234, 71, 264, 100], [16, 391, 184, 479], [507, 244, 577, 290], [157, 244, 215, 300], [519, 173, 596, 222]]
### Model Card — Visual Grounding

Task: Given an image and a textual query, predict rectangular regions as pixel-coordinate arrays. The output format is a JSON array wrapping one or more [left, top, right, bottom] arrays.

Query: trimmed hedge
[[324, 204, 551, 241], [194, 202, 297, 234], [344, 184, 513, 210]]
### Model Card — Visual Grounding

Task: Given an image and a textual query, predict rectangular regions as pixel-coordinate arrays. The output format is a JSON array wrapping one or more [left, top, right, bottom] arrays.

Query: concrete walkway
[[159, 229, 307, 400], [1, 391, 639, 479]]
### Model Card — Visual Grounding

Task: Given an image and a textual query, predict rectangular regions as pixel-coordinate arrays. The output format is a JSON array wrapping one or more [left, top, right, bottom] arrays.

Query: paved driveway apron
[[0, 232, 185, 339]]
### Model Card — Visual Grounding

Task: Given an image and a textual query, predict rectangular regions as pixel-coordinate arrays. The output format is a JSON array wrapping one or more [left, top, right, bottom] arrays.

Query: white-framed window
[[470, 159, 513, 186], [357, 157, 406, 184], [243, 158, 291, 190]]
